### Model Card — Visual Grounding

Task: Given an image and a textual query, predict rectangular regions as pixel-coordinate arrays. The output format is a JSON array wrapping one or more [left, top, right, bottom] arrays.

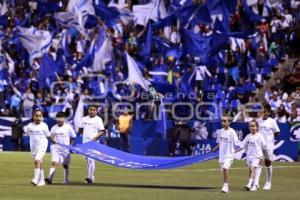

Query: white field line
[[161, 165, 300, 172]]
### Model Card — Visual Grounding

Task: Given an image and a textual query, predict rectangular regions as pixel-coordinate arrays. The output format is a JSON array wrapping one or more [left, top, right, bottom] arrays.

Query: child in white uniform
[[78, 105, 105, 184], [237, 120, 267, 191], [26, 109, 52, 186], [257, 104, 280, 190], [45, 112, 76, 184], [213, 116, 240, 193]]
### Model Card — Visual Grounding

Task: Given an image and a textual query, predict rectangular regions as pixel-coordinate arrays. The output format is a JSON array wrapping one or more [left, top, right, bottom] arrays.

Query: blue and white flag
[[17, 27, 52, 63], [126, 53, 150, 91], [149, 65, 168, 83], [133, 0, 168, 26], [67, 0, 95, 15], [92, 29, 113, 72], [0, 1, 8, 16], [59, 141, 219, 169], [73, 96, 85, 132], [156, 99, 167, 138], [140, 23, 152, 57], [65, 0, 95, 37]]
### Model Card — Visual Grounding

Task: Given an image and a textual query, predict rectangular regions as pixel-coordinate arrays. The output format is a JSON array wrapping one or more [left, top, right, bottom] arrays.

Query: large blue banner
[[59, 141, 219, 170]]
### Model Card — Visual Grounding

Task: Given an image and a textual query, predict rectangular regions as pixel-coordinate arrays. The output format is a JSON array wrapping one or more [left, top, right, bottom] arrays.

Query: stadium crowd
[[0, 0, 299, 125]]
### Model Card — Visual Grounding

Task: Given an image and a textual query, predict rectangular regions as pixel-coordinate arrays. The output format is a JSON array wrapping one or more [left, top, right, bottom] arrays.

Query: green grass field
[[0, 152, 300, 200]]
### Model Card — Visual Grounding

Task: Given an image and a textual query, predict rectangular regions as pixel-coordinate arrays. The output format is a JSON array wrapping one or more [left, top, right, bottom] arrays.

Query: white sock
[[266, 166, 272, 183], [88, 159, 95, 180], [223, 183, 228, 187], [254, 166, 262, 186], [48, 167, 56, 180], [39, 169, 45, 183], [33, 168, 41, 182], [64, 168, 69, 182], [247, 178, 254, 187]]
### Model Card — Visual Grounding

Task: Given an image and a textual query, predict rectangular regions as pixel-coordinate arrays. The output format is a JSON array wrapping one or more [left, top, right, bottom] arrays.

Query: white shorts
[[219, 158, 233, 170], [51, 147, 71, 165], [31, 149, 46, 161], [246, 159, 261, 168], [263, 148, 274, 161]]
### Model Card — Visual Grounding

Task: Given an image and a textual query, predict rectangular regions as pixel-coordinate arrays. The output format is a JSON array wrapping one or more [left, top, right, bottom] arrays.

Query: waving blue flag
[[59, 141, 219, 170], [241, 0, 264, 23], [94, 2, 120, 27], [140, 23, 152, 57], [37, 1, 60, 17], [38, 54, 59, 89], [189, 4, 212, 26], [152, 14, 176, 30], [76, 27, 105, 71], [181, 29, 210, 59]]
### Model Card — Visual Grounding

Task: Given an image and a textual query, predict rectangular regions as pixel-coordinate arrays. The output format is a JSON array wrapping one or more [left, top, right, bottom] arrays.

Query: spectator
[[177, 121, 192, 156], [11, 118, 24, 151], [117, 108, 132, 152], [276, 104, 289, 123], [22, 87, 35, 118], [191, 121, 208, 140]]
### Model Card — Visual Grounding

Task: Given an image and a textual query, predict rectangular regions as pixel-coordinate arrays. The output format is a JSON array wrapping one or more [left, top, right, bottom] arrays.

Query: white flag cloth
[[0, 1, 7, 16], [17, 27, 52, 62], [66, 0, 95, 38], [73, 96, 85, 132], [132, 0, 168, 26], [126, 53, 150, 91], [67, 0, 95, 15], [92, 37, 113, 72]]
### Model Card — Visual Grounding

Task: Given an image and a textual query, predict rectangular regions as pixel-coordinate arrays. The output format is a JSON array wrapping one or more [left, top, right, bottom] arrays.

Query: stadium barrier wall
[[0, 118, 298, 161]]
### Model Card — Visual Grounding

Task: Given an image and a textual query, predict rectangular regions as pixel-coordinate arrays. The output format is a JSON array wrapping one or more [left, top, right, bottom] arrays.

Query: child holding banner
[[45, 112, 76, 184], [213, 116, 240, 193], [78, 105, 105, 184]]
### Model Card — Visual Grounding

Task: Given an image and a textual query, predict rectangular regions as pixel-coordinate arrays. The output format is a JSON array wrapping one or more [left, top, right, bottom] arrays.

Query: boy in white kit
[[257, 104, 280, 190], [26, 109, 53, 186], [78, 105, 105, 184], [45, 112, 76, 184], [237, 120, 267, 191], [213, 116, 240, 193]]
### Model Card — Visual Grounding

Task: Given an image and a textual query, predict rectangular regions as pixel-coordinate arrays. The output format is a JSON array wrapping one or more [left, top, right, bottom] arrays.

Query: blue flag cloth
[[94, 2, 120, 27], [38, 54, 59, 89], [152, 14, 176, 30], [140, 23, 152, 57], [241, 0, 263, 23], [181, 29, 210, 59], [177, 4, 212, 27], [59, 141, 219, 170]]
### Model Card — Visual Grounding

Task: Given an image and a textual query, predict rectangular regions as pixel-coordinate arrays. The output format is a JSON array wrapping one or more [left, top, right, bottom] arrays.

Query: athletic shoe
[[31, 179, 38, 186], [263, 182, 271, 190], [37, 181, 45, 187], [221, 185, 229, 193], [45, 178, 52, 184], [63, 179, 70, 185], [250, 185, 258, 191], [84, 178, 93, 184], [245, 185, 251, 191]]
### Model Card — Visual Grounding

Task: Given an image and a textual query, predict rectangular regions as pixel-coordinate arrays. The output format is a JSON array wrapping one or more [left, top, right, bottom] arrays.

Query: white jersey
[[50, 123, 76, 152], [241, 132, 267, 160], [79, 115, 105, 143], [216, 127, 240, 162], [257, 117, 280, 150], [26, 122, 50, 153]]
